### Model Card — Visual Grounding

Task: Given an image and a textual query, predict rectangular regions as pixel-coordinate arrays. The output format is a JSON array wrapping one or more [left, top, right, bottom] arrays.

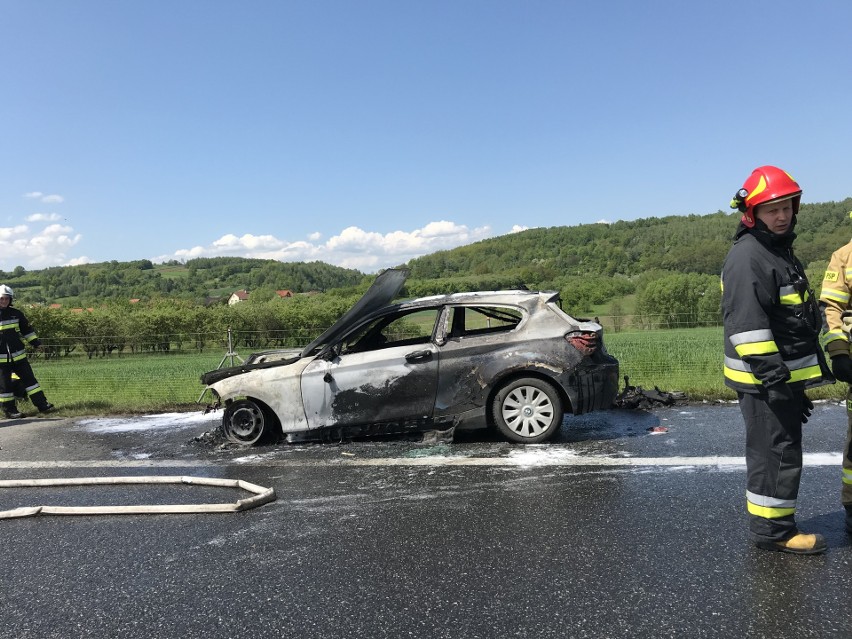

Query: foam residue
[[78, 411, 216, 433]]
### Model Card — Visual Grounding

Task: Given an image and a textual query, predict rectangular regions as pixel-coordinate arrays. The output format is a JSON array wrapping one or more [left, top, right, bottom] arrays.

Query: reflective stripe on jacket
[[0, 306, 40, 364]]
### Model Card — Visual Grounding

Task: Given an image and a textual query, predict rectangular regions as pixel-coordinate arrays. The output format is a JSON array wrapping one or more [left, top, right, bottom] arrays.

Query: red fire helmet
[[731, 165, 802, 228]]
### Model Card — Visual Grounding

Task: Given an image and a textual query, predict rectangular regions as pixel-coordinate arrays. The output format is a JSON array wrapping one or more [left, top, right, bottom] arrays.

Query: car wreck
[[200, 269, 619, 445]]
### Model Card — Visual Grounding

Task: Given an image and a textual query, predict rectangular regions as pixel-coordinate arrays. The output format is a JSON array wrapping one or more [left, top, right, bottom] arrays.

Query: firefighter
[[0, 285, 54, 418], [818, 212, 852, 534], [722, 166, 833, 554]]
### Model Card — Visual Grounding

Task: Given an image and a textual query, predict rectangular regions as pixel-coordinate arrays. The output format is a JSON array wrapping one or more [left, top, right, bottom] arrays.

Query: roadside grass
[[22, 327, 846, 417], [605, 327, 843, 402]]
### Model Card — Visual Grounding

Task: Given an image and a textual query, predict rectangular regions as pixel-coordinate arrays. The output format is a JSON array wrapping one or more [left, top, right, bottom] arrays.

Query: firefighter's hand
[[832, 354, 852, 384], [766, 382, 794, 405], [801, 394, 814, 424]]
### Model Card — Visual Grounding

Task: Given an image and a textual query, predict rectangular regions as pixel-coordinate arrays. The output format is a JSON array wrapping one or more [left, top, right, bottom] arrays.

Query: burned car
[[200, 269, 619, 445]]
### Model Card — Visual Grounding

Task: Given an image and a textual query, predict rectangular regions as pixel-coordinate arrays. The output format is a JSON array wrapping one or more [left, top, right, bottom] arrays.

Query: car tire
[[223, 398, 274, 446], [491, 377, 563, 443]]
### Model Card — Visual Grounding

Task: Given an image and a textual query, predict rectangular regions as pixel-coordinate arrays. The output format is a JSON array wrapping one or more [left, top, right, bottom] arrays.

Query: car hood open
[[299, 268, 409, 358]]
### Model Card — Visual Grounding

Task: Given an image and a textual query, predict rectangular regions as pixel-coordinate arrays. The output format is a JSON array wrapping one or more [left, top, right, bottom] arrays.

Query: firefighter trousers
[[738, 391, 804, 542], [842, 386, 852, 510], [0, 360, 48, 412]]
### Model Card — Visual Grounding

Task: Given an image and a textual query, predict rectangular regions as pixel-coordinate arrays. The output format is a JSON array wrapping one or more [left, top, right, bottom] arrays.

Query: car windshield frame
[[299, 268, 409, 358]]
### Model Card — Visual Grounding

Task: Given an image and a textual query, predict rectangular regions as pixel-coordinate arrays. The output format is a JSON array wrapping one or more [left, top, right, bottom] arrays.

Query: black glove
[[801, 394, 814, 424], [766, 382, 794, 405], [832, 355, 852, 384]]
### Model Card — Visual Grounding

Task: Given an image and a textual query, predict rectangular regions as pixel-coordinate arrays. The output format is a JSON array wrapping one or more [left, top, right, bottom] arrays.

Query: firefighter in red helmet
[[722, 166, 833, 554]]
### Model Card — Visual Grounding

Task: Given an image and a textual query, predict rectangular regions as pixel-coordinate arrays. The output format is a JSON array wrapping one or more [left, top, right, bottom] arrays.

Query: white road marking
[[0, 452, 842, 469]]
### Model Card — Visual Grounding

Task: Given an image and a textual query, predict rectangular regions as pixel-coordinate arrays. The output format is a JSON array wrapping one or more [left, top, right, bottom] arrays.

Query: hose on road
[[0, 475, 276, 519]]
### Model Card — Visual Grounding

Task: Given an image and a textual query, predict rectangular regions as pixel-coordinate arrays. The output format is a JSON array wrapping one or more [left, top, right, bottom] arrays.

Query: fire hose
[[0, 475, 276, 519]]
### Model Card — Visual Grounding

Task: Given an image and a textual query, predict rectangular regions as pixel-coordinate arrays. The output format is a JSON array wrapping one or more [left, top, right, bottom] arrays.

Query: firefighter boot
[[756, 532, 827, 555], [37, 402, 55, 414], [4, 404, 23, 419], [845, 506, 852, 535]]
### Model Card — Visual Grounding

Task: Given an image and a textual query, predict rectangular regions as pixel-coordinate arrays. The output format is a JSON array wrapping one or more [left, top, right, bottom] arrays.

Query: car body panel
[[301, 343, 439, 429], [208, 357, 313, 431]]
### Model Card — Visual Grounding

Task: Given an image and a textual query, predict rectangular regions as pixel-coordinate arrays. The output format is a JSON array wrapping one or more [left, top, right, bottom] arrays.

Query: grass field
[[20, 327, 846, 417]]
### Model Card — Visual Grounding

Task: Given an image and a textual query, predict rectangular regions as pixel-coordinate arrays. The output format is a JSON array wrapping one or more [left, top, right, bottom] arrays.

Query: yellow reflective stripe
[[724, 366, 759, 385], [724, 364, 823, 386], [747, 502, 796, 518], [843, 469, 852, 485], [821, 330, 847, 348], [789, 364, 823, 383], [747, 491, 796, 518], [779, 292, 811, 304], [823, 329, 847, 341], [735, 340, 778, 357], [821, 288, 850, 304]]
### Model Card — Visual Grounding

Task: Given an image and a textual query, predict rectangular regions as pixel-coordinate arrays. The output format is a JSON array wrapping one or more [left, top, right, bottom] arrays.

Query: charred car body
[[200, 269, 619, 445]]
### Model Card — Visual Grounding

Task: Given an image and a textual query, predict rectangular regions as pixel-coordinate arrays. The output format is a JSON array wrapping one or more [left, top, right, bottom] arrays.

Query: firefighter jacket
[[819, 239, 852, 358], [721, 222, 831, 393], [0, 306, 41, 365]]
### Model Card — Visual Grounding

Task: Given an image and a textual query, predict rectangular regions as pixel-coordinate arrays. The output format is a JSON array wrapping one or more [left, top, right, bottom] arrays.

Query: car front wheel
[[223, 399, 272, 445], [492, 377, 563, 443]]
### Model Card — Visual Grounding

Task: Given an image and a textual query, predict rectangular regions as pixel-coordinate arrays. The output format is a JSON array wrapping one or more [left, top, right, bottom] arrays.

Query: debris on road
[[614, 376, 687, 410]]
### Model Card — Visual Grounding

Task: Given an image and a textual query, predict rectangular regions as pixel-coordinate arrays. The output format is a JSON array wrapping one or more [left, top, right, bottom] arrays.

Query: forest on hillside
[[2, 258, 365, 306]]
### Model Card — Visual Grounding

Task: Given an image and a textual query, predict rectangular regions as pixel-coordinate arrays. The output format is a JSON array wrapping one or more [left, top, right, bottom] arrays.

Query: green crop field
[[18, 326, 846, 418]]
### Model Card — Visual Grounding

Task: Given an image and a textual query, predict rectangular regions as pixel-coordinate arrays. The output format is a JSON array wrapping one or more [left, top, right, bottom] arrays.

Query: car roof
[[300, 270, 565, 357], [392, 289, 560, 311]]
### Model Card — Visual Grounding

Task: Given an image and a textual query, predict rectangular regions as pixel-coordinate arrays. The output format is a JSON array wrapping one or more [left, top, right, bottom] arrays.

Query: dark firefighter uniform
[[722, 217, 831, 544], [818, 233, 852, 532], [0, 305, 51, 414]]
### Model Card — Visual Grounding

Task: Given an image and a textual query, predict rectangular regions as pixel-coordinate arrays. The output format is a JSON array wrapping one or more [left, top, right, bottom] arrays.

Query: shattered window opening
[[341, 308, 441, 354]]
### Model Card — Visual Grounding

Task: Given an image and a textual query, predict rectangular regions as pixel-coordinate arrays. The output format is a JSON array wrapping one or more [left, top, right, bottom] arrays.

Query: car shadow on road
[[555, 408, 662, 443]]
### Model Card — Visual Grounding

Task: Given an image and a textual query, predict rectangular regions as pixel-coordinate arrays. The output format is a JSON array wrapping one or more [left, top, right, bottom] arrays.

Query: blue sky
[[2, 1, 851, 273]]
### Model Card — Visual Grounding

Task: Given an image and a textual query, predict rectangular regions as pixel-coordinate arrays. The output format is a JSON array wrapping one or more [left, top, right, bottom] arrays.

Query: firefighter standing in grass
[[0, 285, 54, 418], [818, 213, 852, 534], [722, 165, 833, 555]]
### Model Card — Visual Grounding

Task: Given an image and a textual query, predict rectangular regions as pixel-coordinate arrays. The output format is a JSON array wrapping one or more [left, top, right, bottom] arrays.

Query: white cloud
[[510, 225, 529, 233], [26, 213, 62, 222], [154, 220, 496, 272], [0, 219, 82, 270], [22, 192, 63, 204]]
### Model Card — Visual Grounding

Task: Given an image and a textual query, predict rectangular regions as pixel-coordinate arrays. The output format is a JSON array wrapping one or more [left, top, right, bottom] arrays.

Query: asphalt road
[[0, 402, 851, 638]]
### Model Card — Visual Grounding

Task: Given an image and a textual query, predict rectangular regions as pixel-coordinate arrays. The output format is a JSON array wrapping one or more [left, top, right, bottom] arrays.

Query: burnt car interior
[[339, 308, 440, 355], [447, 305, 523, 338]]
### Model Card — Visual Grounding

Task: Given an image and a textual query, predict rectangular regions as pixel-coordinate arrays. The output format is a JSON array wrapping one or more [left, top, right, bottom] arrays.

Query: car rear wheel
[[223, 399, 273, 445], [492, 377, 563, 443]]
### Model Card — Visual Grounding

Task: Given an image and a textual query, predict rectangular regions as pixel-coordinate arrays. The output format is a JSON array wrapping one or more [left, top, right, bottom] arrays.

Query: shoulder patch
[[824, 270, 839, 282]]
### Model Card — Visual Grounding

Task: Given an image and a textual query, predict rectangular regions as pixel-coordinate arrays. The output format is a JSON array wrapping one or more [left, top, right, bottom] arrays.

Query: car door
[[433, 304, 526, 416], [301, 307, 441, 429]]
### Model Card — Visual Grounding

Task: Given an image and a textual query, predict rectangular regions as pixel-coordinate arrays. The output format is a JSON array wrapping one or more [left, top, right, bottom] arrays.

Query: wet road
[[0, 402, 851, 638]]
